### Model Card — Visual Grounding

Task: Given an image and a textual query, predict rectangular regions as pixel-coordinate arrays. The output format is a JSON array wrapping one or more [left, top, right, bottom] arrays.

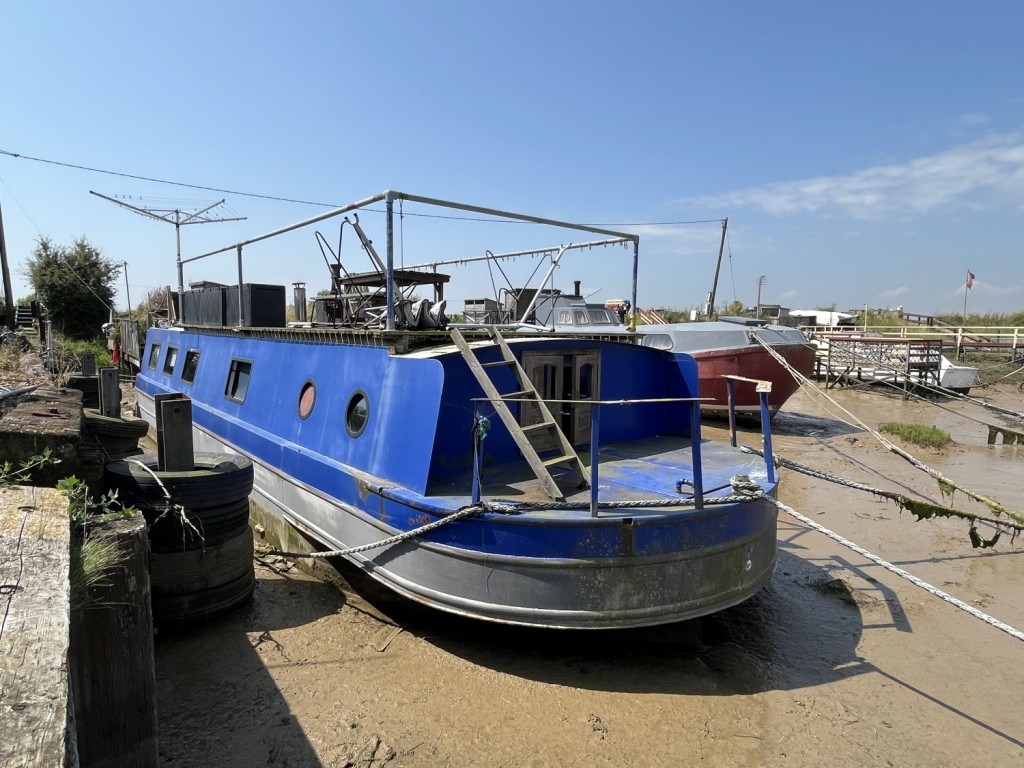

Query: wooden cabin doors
[[520, 350, 600, 447]]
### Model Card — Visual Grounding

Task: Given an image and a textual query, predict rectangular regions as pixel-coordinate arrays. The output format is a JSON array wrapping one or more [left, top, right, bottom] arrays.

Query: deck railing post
[[590, 403, 601, 517], [759, 391, 776, 484], [471, 402, 482, 505], [690, 400, 704, 510], [726, 378, 737, 447]]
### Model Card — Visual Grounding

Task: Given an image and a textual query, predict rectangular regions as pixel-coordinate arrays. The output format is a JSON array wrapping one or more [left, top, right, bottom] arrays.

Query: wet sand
[[154, 381, 1024, 767]]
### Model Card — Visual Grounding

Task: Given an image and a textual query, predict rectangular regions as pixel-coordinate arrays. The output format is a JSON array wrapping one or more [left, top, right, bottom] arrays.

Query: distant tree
[[131, 286, 173, 327], [23, 237, 120, 339]]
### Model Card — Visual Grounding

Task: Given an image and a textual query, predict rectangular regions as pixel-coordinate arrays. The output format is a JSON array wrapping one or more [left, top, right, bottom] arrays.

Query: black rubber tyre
[[96, 436, 144, 457], [150, 526, 254, 595], [152, 569, 256, 627], [147, 497, 252, 552], [105, 452, 254, 510], [83, 408, 150, 439]]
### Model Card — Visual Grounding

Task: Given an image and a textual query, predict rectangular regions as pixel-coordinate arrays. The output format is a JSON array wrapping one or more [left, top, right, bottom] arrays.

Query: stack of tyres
[[104, 452, 256, 625], [82, 407, 150, 459]]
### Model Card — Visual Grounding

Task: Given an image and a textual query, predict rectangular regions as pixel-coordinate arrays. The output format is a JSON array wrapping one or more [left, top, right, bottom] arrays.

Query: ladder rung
[[522, 421, 557, 432], [481, 359, 516, 368], [542, 454, 576, 467]]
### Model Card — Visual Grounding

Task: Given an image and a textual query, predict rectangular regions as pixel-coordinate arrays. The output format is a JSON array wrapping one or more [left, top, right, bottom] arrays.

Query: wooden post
[[0, 487, 76, 768], [69, 514, 158, 768], [80, 353, 96, 377], [98, 367, 120, 418], [156, 395, 193, 472]]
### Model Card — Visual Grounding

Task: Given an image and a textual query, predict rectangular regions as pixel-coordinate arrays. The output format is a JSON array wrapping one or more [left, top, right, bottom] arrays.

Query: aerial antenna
[[90, 191, 246, 310]]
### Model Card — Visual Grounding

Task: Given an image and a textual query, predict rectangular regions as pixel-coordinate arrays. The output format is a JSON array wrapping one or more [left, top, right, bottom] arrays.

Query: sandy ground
[[150, 379, 1024, 767]]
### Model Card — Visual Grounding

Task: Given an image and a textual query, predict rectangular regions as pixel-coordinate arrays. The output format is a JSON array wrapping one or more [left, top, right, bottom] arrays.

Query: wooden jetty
[[813, 334, 949, 392]]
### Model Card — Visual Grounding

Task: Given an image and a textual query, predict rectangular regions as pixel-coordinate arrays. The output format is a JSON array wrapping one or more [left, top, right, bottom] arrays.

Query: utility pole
[[0, 195, 15, 331], [90, 192, 245, 317], [755, 275, 767, 319]]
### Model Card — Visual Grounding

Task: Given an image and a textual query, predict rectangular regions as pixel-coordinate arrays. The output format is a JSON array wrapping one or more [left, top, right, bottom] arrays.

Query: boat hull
[[639, 322, 815, 417], [138, 391, 778, 629], [693, 342, 815, 416]]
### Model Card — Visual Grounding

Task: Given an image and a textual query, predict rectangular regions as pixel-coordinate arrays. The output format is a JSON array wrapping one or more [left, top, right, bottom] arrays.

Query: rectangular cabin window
[[225, 358, 253, 403], [181, 349, 201, 384], [148, 343, 161, 371], [163, 346, 179, 376]]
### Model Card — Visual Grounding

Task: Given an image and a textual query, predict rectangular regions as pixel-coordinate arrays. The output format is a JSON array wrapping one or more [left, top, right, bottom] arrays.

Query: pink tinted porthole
[[298, 380, 316, 419]]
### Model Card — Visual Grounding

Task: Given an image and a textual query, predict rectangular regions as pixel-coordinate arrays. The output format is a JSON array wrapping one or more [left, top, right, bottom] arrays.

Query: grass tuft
[[70, 535, 127, 611], [879, 422, 953, 449]]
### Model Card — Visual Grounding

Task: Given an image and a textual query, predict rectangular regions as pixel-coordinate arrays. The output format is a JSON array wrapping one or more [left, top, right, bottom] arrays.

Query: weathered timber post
[[69, 514, 158, 768], [0, 487, 77, 768], [80, 353, 96, 377], [153, 393, 193, 472], [98, 367, 120, 418]]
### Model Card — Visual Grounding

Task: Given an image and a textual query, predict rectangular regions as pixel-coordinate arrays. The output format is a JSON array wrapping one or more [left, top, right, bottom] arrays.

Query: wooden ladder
[[450, 326, 590, 501]]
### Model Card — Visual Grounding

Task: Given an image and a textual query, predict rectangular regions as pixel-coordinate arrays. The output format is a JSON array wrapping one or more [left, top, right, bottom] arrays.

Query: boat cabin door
[[520, 350, 600, 448]]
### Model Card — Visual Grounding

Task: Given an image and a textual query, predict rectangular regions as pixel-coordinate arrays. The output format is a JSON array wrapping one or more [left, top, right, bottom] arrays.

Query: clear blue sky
[[3, 1, 1022, 318]]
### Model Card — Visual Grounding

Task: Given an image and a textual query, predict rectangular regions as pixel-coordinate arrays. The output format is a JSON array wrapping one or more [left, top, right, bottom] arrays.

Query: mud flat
[[154, 382, 1024, 767]]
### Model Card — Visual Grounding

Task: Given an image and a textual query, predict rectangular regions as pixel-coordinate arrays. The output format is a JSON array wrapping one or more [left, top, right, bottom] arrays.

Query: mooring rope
[[740, 446, 1024, 535], [818, 344, 1024, 428], [258, 476, 1024, 644], [256, 505, 485, 560], [758, 492, 1024, 644], [125, 458, 205, 540], [753, 335, 1021, 522], [255, 491, 763, 559]]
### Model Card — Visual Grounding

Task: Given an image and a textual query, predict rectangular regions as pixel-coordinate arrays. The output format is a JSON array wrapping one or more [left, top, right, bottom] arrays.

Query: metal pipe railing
[[470, 393, 775, 515]]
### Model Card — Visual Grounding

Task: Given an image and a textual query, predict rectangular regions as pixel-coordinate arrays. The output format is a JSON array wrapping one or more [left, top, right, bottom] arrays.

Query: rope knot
[[730, 474, 763, 497]]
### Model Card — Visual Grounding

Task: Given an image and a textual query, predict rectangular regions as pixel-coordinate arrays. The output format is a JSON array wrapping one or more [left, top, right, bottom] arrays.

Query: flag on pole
[[966, 270, 975, 289]]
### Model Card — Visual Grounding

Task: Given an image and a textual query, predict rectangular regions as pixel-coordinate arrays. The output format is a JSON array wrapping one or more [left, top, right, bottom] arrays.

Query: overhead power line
[[0, 148, 726, 229]]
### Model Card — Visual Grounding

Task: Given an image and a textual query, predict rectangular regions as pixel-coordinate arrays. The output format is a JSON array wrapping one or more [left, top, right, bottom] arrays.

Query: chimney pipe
[[292, 282, 307, 322]]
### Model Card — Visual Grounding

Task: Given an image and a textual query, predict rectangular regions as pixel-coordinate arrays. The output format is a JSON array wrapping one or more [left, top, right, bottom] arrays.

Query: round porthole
[[345, 390, 369, 437], [298, 380, 316, 419]]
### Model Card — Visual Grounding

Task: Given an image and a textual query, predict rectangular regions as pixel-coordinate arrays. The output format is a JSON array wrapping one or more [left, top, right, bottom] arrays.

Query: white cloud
[[777, 289, 799, 300], [880, 286, 910, 298], [956, 113, 989, 127], [681, 133, 1024, 220]]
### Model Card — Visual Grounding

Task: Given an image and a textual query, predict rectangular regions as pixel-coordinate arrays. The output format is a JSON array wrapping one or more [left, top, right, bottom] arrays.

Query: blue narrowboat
[[135, 191, 780, 629]]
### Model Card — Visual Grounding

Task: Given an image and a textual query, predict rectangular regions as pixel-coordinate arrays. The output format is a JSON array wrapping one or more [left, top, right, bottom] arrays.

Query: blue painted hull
[[137, 326, 779, 628]]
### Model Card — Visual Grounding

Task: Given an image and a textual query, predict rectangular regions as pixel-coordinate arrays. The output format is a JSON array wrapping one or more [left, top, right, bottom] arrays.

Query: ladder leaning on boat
[[449, 326, 590, 500]]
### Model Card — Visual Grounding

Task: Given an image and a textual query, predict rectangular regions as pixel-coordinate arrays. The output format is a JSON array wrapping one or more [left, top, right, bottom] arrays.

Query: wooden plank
[[153, 392, 189, 472], [158, 396, 194, 472], [69, 514, 158, 768], [0, 486, 74, 768], [98, 367, 120, 418]]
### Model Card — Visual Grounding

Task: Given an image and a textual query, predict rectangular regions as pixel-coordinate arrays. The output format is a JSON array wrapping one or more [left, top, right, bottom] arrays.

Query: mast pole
[[385, 192, 395, 331], [707, 217, 728, 317]]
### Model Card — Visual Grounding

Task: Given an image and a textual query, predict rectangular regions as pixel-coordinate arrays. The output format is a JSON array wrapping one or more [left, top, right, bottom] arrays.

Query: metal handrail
[[470, 393, 775, 517]]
